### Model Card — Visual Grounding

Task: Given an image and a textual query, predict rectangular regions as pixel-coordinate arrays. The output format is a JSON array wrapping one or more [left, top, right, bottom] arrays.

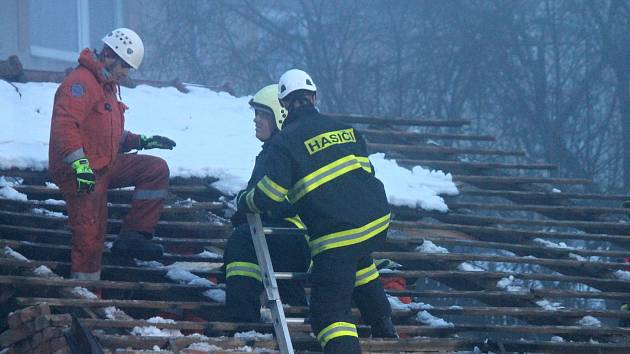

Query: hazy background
[[4, 0, 630, 193]]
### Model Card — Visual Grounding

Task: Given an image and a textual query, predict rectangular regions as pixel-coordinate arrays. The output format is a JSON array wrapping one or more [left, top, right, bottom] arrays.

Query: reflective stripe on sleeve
[[245, 189, 261, 213], [310, 213, 390, 257], [284, 216, 306, 229], [225, 261, 262, 282], [354, 262, 379, 287], [356, 156, 372, 173], [64, 148, 86, 164], [132, 189, 168, 200], [316, 321, 358, 347], [288, 154, 365, 203], [256, 175, 288, 202]]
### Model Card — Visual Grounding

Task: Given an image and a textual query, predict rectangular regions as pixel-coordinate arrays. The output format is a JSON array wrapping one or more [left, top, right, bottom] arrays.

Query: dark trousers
[[310, 231, 391, 354], [224, 222, 310, 322]]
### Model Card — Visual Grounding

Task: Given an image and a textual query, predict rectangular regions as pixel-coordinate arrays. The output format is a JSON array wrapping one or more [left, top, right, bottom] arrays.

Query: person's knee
[[153, 157, 170, 182]]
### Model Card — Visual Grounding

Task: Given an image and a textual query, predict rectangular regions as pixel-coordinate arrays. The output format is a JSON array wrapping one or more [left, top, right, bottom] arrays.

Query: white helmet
[[250, 84, 288, 130], [102, 28, 144, 70], [278, 69, 317, 99]]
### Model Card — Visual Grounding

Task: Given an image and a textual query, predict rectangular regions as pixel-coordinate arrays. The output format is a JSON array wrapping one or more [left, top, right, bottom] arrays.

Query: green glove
[[140, 135, 176, 150], [71, 158, 95, 194]]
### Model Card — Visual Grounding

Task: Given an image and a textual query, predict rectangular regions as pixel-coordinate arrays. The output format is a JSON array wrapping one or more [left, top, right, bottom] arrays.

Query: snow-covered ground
[[0, 80, 457, 211]]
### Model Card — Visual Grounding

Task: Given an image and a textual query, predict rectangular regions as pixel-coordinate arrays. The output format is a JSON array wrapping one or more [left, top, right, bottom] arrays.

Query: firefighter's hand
[[140, 135, 176, 150], [71, 158, 95, 194]]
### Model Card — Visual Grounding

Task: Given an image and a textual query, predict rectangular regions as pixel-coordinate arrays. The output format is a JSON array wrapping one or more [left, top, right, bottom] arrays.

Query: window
[[29, 0, 122, 62]]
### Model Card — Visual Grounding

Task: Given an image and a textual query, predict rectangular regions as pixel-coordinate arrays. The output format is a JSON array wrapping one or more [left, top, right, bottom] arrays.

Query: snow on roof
[[0, 80, 457, 211]]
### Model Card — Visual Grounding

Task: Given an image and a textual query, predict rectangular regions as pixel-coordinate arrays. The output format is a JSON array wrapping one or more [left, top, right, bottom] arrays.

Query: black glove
[[71, 158, 95, 194], [140, 135, 176, 150]]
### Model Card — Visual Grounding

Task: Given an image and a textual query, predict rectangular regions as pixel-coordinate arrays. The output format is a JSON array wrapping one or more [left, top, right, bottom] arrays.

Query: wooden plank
[[16, 298, 630, 320], [0, 239, 223, 263], [459, 188, 630, 202], [368, 143, 525, 156], [0, 224, 228, 247], [0, 275, 213, 292], [391, 220, 630, 243], [96, 334, 280, 352], [445, 202, 628, 216], [0, 210, 232, 238], [0, 198, 224, 215], [453, 175, 592, 185], [324, 113, 471, 127], [396, 159, 558, 171], [5, 256, 630, 292], [94, 334, 630, 354], [372, 251, 630, 272], [74, 317, 630, 337], [386, 288, 630, 300], [358, 129, 496, 141], [12, 184, 227, 202], [391, 233, 630, 260], [424, 212, 630, 235]]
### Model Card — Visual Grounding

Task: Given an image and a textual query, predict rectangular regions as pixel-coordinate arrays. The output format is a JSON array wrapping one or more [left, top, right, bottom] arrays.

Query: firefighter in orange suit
[[48, 28, 176, 283]]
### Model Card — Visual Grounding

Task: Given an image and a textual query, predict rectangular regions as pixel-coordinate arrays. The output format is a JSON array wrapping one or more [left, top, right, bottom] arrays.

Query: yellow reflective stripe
[[316, 321, 358, 347], [288, 155, 363, 203], [226, 261, 262, 282], [256, 176, 288, 202], [310, 214, 390, 257], [355, 262, 379, 287], [284, 216, 307, 229], [245, 189, 260, 213], [356, 156, 372, 173]]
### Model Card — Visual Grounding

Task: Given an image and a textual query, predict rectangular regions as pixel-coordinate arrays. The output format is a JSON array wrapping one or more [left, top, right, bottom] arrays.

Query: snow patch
[[416, 310, 454, 327], [234, 330, 273, 340], [196, 250, 221, 259], [33, 265, 54, 277], [536, 299, 564, 311], [0, 186, 27, 201], [496, 275, 525, 292], [458, 262, 485, 272], [3, 247, 29, 261], [578, 315, 602, 327], [31, 208, 66, 218], [387, 296, 433, 312], [70, 287, 98, 299], [533, 238, 571, 249], [370, 154, 458, 211], [131, 316, 183, 337], [166, 267, 226, 303], [45, 182, 59, 189], [0, 81, 458, 210], [614, 270, 630, 281], [415, 240, 448, 254], [43, 198, 65, 205], [186, 342, 223, 351]]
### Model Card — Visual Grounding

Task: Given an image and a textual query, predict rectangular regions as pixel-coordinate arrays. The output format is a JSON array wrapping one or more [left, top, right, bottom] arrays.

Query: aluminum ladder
[[247, 213, 295, 354]]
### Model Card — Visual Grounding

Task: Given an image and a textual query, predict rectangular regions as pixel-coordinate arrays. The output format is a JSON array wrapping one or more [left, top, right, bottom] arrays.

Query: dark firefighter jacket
[[237, 105, 391, 257], [231, 141, 301, 228]]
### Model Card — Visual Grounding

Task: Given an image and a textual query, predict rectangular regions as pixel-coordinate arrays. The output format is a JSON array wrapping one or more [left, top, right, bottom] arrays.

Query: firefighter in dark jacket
[[224, 84, 311, 322], [237, 70, 396, 353], [49, 28, 175, 284]]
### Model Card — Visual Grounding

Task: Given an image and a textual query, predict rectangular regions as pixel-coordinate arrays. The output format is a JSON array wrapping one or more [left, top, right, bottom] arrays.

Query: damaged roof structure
[[1, 65, 630, 354]]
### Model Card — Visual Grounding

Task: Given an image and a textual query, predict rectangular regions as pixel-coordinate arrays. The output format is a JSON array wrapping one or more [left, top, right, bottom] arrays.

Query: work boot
[[371, 316, 398, 338], [111, 230, 164, 261]]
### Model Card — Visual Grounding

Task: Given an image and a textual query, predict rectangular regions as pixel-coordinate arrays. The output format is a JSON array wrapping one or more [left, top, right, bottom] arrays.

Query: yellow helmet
[[249, 84, 288, 130]]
